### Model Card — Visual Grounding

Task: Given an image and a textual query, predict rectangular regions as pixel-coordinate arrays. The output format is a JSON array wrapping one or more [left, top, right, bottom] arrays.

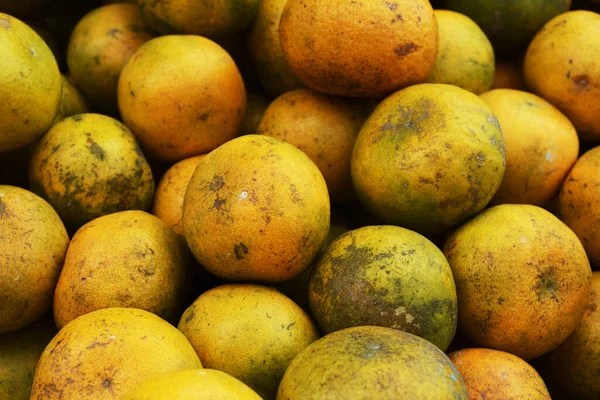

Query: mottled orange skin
[[0, 186, 69, 334], [309, 225, 458, 351], [444, 204, 592, 360], [539, 272, 600, 399], [279, 0, 438, 98], [53, 210, 191, 329], [182, 135, 330, 283], [67, 3, 154, 114], [524, 10, 600, 141], [481, 89, 579, 206], [448, 348, 550, 400], [258, 89, 370, 204], [351, 83, 506, 238], [277, 326, 469, 399], [0, 315, 57, 400], [178, 284, 319, 399], [118, 35, 247, 162], [0, 13, 61, 154], [28, 113, 155, 230], [558, 146, 600, 267], [31, 308, 202, 400], [247, 0, 305, 97], [152, 155, 205, 236]]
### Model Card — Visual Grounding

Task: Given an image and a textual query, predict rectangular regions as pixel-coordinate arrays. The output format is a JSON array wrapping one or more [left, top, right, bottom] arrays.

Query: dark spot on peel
[[234, 243, 249, 260], [213, 199, 226, 209], [185, 310, 195, 323], [394, 43, 419, 58], [88, 142, 106, 160], [107, 28, 122, 37], [72, 115, 83, 122], [573, 74, 590, 89]]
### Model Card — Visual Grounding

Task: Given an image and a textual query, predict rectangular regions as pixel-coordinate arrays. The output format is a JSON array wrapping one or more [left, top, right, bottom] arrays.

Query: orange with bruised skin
[[182, 135, 330, 283], [539, 272, 600, 399], [31, 308, 202, 400], [67, 3, 154, 114], [0, 13, 61, 153], [118, 35, 246, 162], [309, 225, 457, 351], [0, 315, 57, 400], [448, 348, 551, 399], [247, 0, 305, 97], [558, 147, 600, 268], [178, 284, 319, 399], [443, 204, 592, 360], [480, 89, 579, 206], [277, 326, 469, 400], [351, 83, 506, 238], [28, 113, 155, 230], [0, 186, 69, 334], [524, 11, 600, 141], [121, 369, 262, 400], [53, 210, 191, 329], [152, 154, 205, 236], [257, 89, 370, 204], [279, 0, 438, 98]]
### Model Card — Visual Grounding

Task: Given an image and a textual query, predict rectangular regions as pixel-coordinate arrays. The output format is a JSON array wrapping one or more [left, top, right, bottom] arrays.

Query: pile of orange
[[1, 0, 600, 399]]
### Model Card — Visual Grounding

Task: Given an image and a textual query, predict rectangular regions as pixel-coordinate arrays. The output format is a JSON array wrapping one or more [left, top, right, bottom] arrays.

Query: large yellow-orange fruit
[[53, 210, 191, 329], [182, 135, 330, 283], [118, 35, 246, 162], [0, 13, 61, 153], [0, 185, 69, 334], [480, 89, 579, 206], [309, 225, 457, 351], [448, 348, 550, 399], [278, 0, 438, 98], [277, 326, 469, 399], [178, 284, 319, 398], [28, 113, 155, 230], [558, 146, 600, 267], [30, 308, 202, 399], [67, 3, 154, 114], [443, 204, 592, 360], [351, 83, 506, 238], [524, 10, 600, 141]]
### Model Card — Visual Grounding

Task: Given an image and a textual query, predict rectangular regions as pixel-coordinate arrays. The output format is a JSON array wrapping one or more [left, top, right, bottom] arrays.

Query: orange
[[444, 204, 592, 360], [425, 10, 495, 94], [279, 0, 438, 98], [67, 3, 154, 114], [351, 83, 505, 238], [247, 0, 305, 97], [0, 13, 61, 153], [182, 135, 330, 283], [0, 186, 69, 334], [178, 284, 319, 398], [239, 92, 270, 136], [118, 35, 246, 162], [480, 89, 579, 206], [31, 308, 202, 399], [257, 88, 370, 203], [277, 326, 469, 399], [28, 113, 155, 230], [53, 210, 191, 328], [152, 154, 205, 236], [558, 146, 600, 267], [448, 348, 550, 399], [524, 10, 600, 141]]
